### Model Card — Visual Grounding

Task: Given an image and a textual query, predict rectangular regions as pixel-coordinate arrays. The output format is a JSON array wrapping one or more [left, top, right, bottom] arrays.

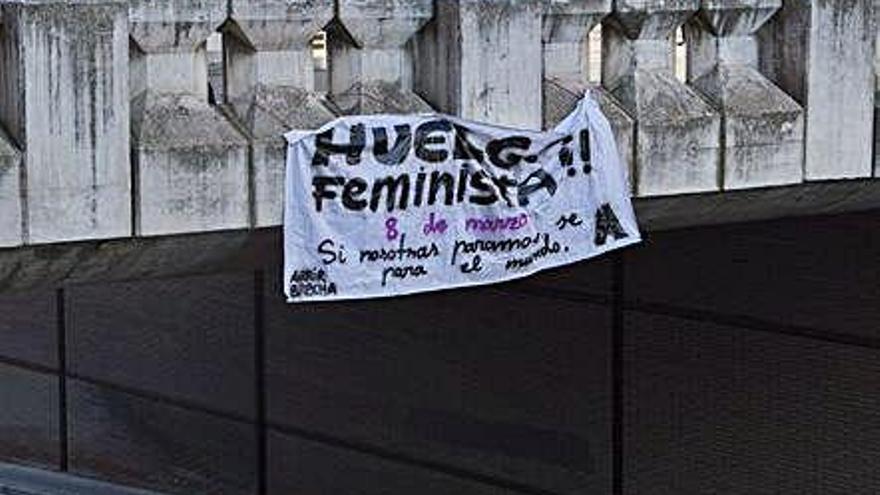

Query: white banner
[[284, 94, 640, 303]]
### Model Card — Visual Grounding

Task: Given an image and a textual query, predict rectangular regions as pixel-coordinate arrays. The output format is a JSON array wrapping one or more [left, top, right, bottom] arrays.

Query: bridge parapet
[[129, 0, 250, 237], [0, 0, 876, 249], [329, 0, 434, 115], [223, 0, 335, 227], [761, 0, 876, 180], [687, 0, 804, 190], [0, 0, 130, 246], [0, 126, 19, 247], [541, 0, 635, 177], [605, 0, 722, 196]]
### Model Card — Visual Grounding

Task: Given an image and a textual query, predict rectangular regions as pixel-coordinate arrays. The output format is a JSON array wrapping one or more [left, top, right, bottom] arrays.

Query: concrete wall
[[1, 209, 879, 494], [0, 0, 876, 247], [0, 1, 131, 244]]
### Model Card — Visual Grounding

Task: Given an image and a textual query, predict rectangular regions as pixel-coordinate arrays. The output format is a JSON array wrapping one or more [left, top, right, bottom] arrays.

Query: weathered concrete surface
[[129, 0, 249, 236], [415, 0, 545, 129], [3, 179, 880, 294], [0, 228, 254, 294], [0, 228, 265, 295], [874, 0, 880, 177], [604, 0, 722, 196], [545, 80, 635, 182], [130, 93, 249, 236], [224, 0, 335, 227], [803, 0, 875, 180], [542, 0, 635, 181], [0, 127, 20, 247], [635, 179, 880, 231], [543, 0, 610, 89], [0, 1, 130, 244], [329, 0, 433, 115], [760, 0, 875, 180], [688, 0, 804, 190], [0, 0, 873, 251]]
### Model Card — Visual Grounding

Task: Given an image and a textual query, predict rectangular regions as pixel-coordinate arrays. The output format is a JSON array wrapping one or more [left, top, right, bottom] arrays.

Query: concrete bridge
[[0, 0, 876, 290], [0, 0, 876, 245], [0, 1, 879, 495]]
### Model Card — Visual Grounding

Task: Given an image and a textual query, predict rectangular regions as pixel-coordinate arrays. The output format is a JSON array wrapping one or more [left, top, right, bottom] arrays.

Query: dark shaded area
[[0, 365, 58, 470], [66, 273, 256, 419], [624, 212, 880, 340], [264, 284, 612, 495], [68, 380, 256, 494], [268, 430, 512, 495], [0, 209, 878, 494], [0, 290, 57, 370], [623, 312, 880, 495]]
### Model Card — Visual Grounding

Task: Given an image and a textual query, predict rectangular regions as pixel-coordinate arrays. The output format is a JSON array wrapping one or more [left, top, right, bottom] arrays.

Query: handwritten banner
[[284, 94, 641, 303]]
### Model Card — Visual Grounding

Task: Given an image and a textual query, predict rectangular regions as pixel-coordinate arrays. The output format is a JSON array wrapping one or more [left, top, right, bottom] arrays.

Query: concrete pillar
[[0, 127, 20, 247], [0, 1, 130, 244], [542, 0, 635, 181], [415, 0, 545, 129], [129, 0, 249, 236], [329, 0, 433, 114], [874, 0, 880, 177], [224, 0, 335, 227], [687, 0, 803, 190], [760, 0, 875, 180], [603, 0, 721, 196]]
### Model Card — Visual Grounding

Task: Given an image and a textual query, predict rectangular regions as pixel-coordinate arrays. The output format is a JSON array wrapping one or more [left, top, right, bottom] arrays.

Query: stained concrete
[[0, 0, 874, 248], [224, 0, 336, 227], [604, 0, 722, 196], [0, 1, 131, 244], [329, 0, 434, 115], [761, 0, 876, 180], [541, 0, 635, 184], [129, 0, 250, 236], [688, 0, 804, 190], [415, 0, 546, 129], [0, 126, 20, 247]]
